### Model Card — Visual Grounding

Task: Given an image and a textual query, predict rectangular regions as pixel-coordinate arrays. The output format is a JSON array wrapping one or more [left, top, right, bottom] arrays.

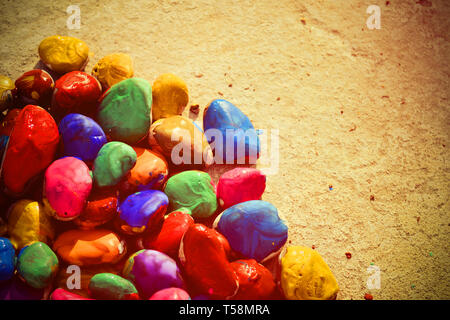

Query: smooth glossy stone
[[230, 259, 276, 300], [97, 78, 152, 144], [93, 141, 137, 187], [164, 170, 217, 219], [0, 108, 20, 136], [214, 200, 288, 262], [7, 199, 54, 250], [0, 276, 45, 300], [122, 249, 145, 280], [13, 69, 54, 108], [115, 190, 168, 235], [43, 157, 92, 221], [119, 147, 168, 194], [53, 229, 126, 266], [149, 287, 190, 300], [0, 75, 14, 112], [50, 288, 93, 300], [38, 35, 89, 74], [73, 189, 118, 229], [203, 99, 260, 164], [59, 114, 107, 162], [0, 237, 15, 282], [92, 53, 134, 90], [216, 167, 266, 209], [52, 71, 102, 116], [1, 105, 59, 195], [126, 249, 184, 299], [152, 73, 188, 121], [17, 241, 59, 289], [148, 115, 213, 168], [88, 273, 139, 300], [143, 210, 194, 259], [179, 224, 238, 299], [280, 246, 339, 300]]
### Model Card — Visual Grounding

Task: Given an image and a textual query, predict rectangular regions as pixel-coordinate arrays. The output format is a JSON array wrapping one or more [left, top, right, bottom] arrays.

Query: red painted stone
[[0, 108, 21, 136], [52, 71, 102, 116], [50, 288, 94, 300], [230, 259, 276, 300], [143, 210, 194, 259], [13, 69, 54, 108], [1, 105, 59, 194], [179, 224, 239, 299]]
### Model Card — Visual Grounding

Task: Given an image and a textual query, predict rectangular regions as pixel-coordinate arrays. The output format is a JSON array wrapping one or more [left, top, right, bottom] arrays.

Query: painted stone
[[0, 276, 45, 300], [126, 249, 184, 299], [0, 108, 20, 136], [280, 246, 339, 300], [17, 241, 59, 289], [88, 273, 139, 300], [143, 210, 194, 259], [122, 249, 145, 280], [0, 75, 14, 112], [93, 141, 137, 187], [230, 259, 276, 300], [216, 167, 266, 209], [7, 199, 54, 250], [214, 200, 288, 262], [164, 170, 217, 219], [52, 71, 102, 116], [92, 53, 134, 90], [119, 147, 168, 194], [53, 229, 126, 266], [97, 78, 152, 144], [179, 224, 239, 299], [152, 73, 188, 121], [13, 69, 54, 108], [43, 157, 92, 221], [50, 288, 93, 300], [1, 105, 59, 195], [203, 99, 260, 164], [59, 113, 107, 163], [73, 189, 118, 229], [115, 190, 168, 235], [38, 35, 89, 74], [148, 115, 213, 168], [149, 287, 190, 300], [0, 237, 15, 282]]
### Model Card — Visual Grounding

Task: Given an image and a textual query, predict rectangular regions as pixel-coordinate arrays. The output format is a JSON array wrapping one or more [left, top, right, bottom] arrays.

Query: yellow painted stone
[[152, 73, 189, 121], [280, 246, 339, 300], [0, 75, 14, 111], [38, 35, 89, 74], [92, 53, 134, 90], [7, 199, 55, 250]]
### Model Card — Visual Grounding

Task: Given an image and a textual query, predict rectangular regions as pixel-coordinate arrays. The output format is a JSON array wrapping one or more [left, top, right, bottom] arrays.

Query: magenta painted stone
[[216, 168, 266, 208], [44, 156, 92, 221], [127, 249, 184, 299], [149, 287, 190, 300]]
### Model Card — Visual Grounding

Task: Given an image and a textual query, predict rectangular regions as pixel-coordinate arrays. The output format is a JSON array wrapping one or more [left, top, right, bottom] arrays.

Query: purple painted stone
[[0, 276, 45, 300], [129, 249, 184, 299]]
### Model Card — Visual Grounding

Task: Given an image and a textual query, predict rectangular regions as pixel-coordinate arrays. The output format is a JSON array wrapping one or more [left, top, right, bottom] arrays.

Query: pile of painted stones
[[0, 35, 339, 300]]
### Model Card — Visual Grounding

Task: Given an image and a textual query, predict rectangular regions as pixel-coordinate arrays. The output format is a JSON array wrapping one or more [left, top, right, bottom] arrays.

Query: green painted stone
[[93, 141, 137, 187], [89, 273, 139, 300], [164, 170, 217, 218], [98, 78, 152, 144], [17, 241, 59, 289]]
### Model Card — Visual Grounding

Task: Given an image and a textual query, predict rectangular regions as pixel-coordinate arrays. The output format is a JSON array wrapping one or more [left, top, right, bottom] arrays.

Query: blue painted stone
[[117, 190, 169, 235], [59, 113, 107, 162], [203, 99, 260, 163], [0, 237, 15, 282], [215, 200, 288, 262]]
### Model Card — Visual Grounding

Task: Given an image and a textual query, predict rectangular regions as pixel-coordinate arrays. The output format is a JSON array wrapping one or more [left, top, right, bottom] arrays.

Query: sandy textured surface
[[0, 0, 449, 300]]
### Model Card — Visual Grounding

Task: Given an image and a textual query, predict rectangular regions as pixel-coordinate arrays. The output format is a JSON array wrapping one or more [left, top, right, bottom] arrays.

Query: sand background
[[0, 0, 449, 299]]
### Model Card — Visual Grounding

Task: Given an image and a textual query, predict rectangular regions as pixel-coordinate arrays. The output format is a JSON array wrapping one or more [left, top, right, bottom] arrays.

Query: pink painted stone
[[216, 168, 266, 209], [149, 287, 190, 300], [50, 288, 93, 300], [44, 156, 92, 221]]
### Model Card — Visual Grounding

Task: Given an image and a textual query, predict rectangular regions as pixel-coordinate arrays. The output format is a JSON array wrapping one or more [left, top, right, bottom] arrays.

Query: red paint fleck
[[370, 195, 375, 201], [349, 125, 357, 132], [228, 84, 232, 87], [416, 0, 432, 7], [364, 293, 373, 300], [417, 217, 420, 223], [345, 252, 352, 259], [386, 1, 390, 5], [312, 245, 316, 249], [276, 97, 280, 101]]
